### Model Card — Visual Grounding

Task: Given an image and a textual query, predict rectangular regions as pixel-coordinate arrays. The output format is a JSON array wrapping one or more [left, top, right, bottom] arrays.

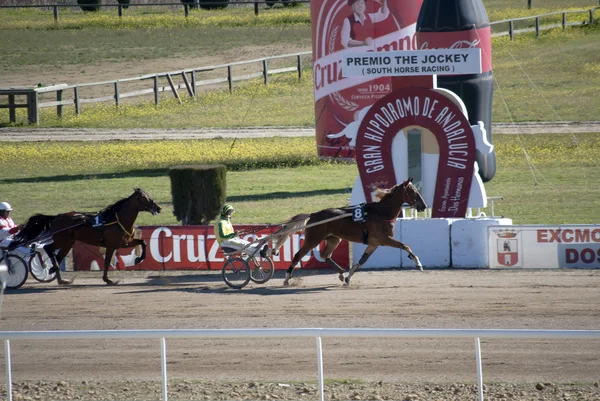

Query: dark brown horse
[[14, 188, 161, 285], [280, 178, 427, 286]]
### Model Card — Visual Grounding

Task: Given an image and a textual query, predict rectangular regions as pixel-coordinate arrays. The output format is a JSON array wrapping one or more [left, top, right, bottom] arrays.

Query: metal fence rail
[[2, 328, 600, 401], [1, 6, 598, 125]]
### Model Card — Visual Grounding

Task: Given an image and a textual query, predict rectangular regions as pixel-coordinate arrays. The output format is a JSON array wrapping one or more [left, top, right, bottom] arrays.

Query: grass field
[[1, 11, 599, 127], [1, 134, 598, 226]]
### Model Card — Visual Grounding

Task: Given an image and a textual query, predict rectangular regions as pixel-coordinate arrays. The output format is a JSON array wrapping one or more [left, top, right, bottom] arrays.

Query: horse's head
[[397, 178, 427, 212], [132, 188, 161, 215]]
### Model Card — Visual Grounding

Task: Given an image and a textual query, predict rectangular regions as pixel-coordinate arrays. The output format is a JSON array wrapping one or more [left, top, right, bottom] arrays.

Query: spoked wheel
[[249, 256, 274, 284], [3, 254, 28, 289], [222, 257, 251, 289], [29, 251, 58, 283]]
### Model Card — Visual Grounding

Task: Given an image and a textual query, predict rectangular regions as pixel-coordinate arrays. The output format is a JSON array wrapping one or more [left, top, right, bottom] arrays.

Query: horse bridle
[[402, 182, 420, 207]]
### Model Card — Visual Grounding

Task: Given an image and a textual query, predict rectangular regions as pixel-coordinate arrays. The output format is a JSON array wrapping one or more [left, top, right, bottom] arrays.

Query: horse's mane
[[371, 187, 392, 202], [98, 188, 145, 214]]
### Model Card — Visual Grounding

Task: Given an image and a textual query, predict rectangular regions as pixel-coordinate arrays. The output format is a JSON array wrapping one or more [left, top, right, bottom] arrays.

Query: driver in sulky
[[214, 204, 269, 258]]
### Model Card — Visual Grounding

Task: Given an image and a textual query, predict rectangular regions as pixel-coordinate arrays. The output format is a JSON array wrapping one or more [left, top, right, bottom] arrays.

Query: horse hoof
[[344, 277, 351, 286], [417, 264, 424, 272], [338, 274, 345, 282], [134, 257, 143, 265], [283, 280, 289, 287], [58, 279, 72, 285]]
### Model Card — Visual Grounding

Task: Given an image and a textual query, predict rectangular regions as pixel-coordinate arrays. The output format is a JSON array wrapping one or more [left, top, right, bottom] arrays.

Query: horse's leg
[[379, 237, 423, 271], [345, 245, 378, 286], [128, 239, 146, 265], [320, 236, 344, 282], [42, 243, 72, 285], [283, 238, 322, 287], [53, 243, 76, 285], [102, 247, 119, 285]]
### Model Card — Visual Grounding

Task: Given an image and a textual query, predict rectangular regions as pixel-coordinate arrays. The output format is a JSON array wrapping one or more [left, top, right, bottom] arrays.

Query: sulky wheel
[[249, 255, 274, 284], [29, 251, 58, 283], [222, 257, 251, 289], [3, 254, 28, 289]]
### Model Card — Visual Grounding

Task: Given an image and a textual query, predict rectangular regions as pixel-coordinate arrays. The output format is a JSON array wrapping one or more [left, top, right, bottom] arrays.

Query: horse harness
[[350, 204, 397, 245], [95, 213, 135, 245]]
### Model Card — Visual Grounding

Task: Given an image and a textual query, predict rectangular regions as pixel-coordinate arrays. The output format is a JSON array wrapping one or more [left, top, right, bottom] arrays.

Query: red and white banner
[[73, 225, 349, 272], [489, 225, 600, 269]]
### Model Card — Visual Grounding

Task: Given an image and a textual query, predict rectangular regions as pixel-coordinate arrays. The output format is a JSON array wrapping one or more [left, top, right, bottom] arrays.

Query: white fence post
[[4, 339, 12, 401], [475, 337, 484, 401], [161, 337, 168, 401], [316, 336, 324, 401]]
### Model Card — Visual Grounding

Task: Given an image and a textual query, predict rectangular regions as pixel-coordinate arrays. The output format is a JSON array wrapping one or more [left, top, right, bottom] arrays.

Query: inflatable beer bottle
[[416, 0, 497, 182], [311, 0, 423, 160]]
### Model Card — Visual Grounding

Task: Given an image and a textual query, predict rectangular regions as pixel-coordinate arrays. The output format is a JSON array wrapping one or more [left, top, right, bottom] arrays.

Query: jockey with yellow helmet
[[214, 204, 268, 257]]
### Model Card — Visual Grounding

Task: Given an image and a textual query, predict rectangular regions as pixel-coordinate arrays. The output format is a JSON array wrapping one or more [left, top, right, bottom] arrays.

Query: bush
[[168, 164, 227, 225], [77, 0, 102, 12]]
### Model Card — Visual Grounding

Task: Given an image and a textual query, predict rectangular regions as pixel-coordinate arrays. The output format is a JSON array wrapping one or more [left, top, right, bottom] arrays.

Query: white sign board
[[488, 225, 600, 269], [342, 49, 482, 78]]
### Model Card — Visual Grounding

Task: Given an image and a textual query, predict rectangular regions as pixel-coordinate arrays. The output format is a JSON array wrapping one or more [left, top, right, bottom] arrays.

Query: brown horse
[[14, 188, 161, 285], [280, 178, 427, 286]]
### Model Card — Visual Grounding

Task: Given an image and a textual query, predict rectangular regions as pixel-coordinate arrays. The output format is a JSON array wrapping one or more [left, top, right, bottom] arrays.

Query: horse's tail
[[12, 214, 57, 246], [280, 214, 311, 233], [271, 214, 310, 254]]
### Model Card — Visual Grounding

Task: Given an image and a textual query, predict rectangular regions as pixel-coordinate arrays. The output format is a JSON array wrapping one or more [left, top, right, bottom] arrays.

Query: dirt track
[[1, 268, 600, 400], [1, 121, 600, 142]]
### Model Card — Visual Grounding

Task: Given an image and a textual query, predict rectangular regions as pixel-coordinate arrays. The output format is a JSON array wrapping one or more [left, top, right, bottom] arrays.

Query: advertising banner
[[311, 0, 423, 159], [72, 225, 349, 272], [488, 225, 600, 269]]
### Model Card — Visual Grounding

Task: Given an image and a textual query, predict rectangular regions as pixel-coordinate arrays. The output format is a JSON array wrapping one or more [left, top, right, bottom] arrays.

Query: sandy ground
[[1, 121, 600, 142], [1, 268, 599, 399]]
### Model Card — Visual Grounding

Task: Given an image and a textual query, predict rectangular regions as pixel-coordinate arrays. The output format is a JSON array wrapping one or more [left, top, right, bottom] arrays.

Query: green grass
[[2, 22, 599, 127], [1, 134, 598, 226]]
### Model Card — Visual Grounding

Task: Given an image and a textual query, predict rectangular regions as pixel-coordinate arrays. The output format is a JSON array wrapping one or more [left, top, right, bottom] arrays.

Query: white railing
[[2, 328, 600, 401]]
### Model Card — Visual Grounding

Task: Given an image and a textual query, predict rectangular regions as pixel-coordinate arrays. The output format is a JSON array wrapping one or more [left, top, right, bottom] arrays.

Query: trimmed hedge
[[168, 164, 227, 225]]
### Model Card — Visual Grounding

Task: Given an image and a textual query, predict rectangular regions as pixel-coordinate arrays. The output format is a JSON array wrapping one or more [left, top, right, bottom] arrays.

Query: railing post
[[161, 338, 168, 401], [27, 91, 39, 125], [118, 4, 123, 17], [74, 86, 80, 116], [527, 0, 532, 9], [227, 65, 233, 93], [57, 90, 63, 118], [589, 9, 594, 24], [262, 59, 268, 85], [154, 75, 160, 105], [562, 12, 566, 31], [316, 336, 324, 401], [191, 71, 197, 99], [53, 6, 59, 22], [184, 4, 189, 17], [535, 17, 540, 37], [254, 1, 259, 16], [297, 55, 302, 79], [8, 94, 16, 123], [475, 338, 484, 401], [509, 20, 514, 41], [4, 339, 13, 401], [114, 81, 120, 109]]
